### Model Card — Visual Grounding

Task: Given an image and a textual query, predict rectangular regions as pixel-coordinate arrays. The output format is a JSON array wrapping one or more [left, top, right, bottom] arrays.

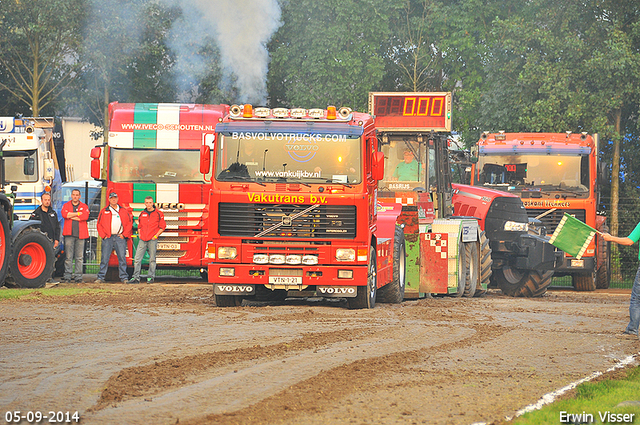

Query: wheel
[[8, 228, 54, 288], [462, 242, 478, 297], [214, 294, 243, 307], [54, 249, 65, 277], [573, 272, 596, 291], [348, 247, 377, 309], [0, 207, 10, 285], [475, 231, 492, 297], [596, 226, 610, 289], [377, 226, 406, 303], [492, 267, 553, 297]]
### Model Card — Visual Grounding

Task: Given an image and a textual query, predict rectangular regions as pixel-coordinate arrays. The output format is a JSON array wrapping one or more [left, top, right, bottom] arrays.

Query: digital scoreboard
[[368, 92, 452, 132]]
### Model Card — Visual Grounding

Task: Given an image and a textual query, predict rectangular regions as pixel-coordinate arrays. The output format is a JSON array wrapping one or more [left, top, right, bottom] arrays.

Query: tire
[[377, 225, 406, 303], [0, 207, 10, 285], [9, 228, 54, 288], [462, 242, 478, 297], [54, 251, 65, 277], [573, 272, 596, 291], [493, 267, 553, 297], [475, 231, 492, 297], [453, 240, 477, 298], [348, 247, 377, 309], [596, 225, 610, 289], [214, 294, 243, 307]]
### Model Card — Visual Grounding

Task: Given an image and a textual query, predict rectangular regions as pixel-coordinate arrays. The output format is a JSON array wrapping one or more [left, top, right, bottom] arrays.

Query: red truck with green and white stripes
[[90, 102, 228, 279]]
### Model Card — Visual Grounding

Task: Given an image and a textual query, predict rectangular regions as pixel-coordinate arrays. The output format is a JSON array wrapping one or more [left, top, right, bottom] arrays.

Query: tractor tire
[[377, 225, 406, 303], [475, 231, 492, 297], [0, 207, 10, 286], [348, 247, 377, 309], [8, 228, 54, 288], [596, 225, 610, 289], [455, 241, 477, 297], [214, 294, 243, 307], [493, 267, 553, 297], [573, 272, 596, 291]]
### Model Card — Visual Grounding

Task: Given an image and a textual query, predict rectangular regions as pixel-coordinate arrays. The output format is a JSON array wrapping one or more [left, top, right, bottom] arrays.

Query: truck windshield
[[110, 148, 206, 183], [4, 150, 38, 183], [215, 133, 362, 184], [379, 140, 428, 191], [475, 154, 589, 192]]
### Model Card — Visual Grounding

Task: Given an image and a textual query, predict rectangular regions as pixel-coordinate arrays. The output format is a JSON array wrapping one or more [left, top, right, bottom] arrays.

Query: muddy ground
[[1, 282, 639, 425]]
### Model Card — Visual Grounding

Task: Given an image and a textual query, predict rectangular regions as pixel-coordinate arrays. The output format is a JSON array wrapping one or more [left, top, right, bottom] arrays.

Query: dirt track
[[1, 283, 639, 425]]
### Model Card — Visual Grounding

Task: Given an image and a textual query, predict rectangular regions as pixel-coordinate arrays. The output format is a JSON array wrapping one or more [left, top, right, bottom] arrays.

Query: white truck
[[0, 116, 59, 220]]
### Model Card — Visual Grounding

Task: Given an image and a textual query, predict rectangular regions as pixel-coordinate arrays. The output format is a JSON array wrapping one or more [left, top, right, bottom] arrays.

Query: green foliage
[[0, 0, 85, 116], [268, 0, 402, 111]]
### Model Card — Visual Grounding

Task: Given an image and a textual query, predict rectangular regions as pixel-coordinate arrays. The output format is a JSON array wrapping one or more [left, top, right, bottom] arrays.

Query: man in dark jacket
[[30, 192, 60, 248], [30, 192, 60, 283]]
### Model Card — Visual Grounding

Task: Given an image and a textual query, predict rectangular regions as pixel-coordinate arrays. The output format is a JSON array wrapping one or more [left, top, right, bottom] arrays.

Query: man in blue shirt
[[602, 226, 640, 340]]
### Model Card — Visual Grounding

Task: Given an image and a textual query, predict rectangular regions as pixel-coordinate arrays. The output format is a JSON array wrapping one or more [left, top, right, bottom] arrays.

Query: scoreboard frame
[[368, 92, 452, 132]]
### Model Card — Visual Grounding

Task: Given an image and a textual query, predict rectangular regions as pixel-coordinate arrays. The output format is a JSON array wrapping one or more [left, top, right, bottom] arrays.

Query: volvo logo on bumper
[[215, 284, 255, 295], [317, 286, 357, 298]]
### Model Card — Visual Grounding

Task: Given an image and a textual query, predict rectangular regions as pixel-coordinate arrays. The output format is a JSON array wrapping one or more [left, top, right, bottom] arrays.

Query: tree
[[268, 0, 401, 111], [0, 0, 84, 116]]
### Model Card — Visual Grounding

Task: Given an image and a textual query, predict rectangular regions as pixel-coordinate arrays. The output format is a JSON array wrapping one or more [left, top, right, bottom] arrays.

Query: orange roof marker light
[[326, 106, 337, 120], [243, 104, 253, 118]]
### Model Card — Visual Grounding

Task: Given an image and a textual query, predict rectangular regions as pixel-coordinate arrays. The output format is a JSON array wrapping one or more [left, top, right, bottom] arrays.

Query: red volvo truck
[[199, 104, 406, 308]]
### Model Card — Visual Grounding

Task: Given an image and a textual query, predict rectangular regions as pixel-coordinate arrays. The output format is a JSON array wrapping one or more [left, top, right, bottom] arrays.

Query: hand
[[54, 240, 59, 249]]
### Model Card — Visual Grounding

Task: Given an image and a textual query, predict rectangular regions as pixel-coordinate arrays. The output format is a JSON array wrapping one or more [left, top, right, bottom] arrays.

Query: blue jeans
[[97, 235, 128, 281], [64, 236, 85, 280], [626, 265, 640, 335], [132, 239, 158, 281]]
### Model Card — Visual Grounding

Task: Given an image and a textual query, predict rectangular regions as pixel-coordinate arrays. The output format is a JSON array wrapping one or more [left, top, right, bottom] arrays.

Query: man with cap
[[95, 192, 133, 283], [61, 189, 90, 283]]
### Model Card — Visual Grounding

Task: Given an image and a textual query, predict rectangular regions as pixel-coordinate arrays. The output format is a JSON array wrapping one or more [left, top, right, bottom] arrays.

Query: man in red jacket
[[95, 192, 133, 283], [61, 189, 90, 283], [130, 196, 166, 284]]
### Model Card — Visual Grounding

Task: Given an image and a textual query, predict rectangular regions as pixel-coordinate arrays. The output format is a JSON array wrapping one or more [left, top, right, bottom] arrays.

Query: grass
[[512, 366, 640, 424], [0, 287, 111, 300]]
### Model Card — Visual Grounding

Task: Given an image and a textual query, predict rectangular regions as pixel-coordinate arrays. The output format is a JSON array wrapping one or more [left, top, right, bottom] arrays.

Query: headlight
[[302, 255, 319, 265], [335, 248, 356, 262], [269, 254, 286, 264], [503, 221, 528, 232], [286, 254, 302, 265], [218, 246, 237, 259], [253, 253, 269, 264]]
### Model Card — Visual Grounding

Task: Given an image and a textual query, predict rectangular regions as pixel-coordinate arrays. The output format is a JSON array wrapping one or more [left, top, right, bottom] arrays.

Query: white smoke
[[168, 0, 282, 105]]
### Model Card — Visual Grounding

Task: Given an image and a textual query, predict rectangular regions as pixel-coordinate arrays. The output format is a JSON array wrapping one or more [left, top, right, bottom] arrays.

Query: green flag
[[548, 213, 596, 259]]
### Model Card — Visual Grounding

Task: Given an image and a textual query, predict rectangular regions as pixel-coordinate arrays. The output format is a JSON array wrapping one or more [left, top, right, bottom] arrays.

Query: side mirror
[[372, 152, 385, 181], [23, 157, 35, 175], [91, 158, 101, 180], [43, 158, 54, 180], [200, 144, 211, 175], [90, 146, 102, 159]]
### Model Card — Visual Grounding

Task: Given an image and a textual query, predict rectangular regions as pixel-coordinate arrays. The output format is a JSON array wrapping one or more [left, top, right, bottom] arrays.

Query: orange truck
[[198, 105, 406, 308], [470, 132, 610, 290]]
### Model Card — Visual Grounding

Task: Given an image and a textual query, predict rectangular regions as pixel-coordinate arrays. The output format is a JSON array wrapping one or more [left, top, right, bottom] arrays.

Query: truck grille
[[526, 209, 586, 234], [218, 203, 356, 239]]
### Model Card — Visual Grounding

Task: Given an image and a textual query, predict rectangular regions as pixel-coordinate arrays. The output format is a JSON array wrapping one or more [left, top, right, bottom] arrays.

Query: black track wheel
[[348, 247, 377, 309], [0, 207, 10, 285], [377, 225, 406, 303], [215, 294, 243, 307], [573, 272, 596, 291], [9, 228, 54, 288], [493, 267, 553, 297]]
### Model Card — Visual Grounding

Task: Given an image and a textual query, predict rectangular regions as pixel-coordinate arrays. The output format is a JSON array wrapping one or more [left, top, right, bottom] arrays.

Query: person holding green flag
[[602, 228, 640, 340]]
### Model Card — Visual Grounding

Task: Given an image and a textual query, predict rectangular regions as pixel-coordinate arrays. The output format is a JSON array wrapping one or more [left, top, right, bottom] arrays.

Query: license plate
[[157, 242, 180, 250], [570, 259, 584, 268], [268, 276, 302, 285]]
